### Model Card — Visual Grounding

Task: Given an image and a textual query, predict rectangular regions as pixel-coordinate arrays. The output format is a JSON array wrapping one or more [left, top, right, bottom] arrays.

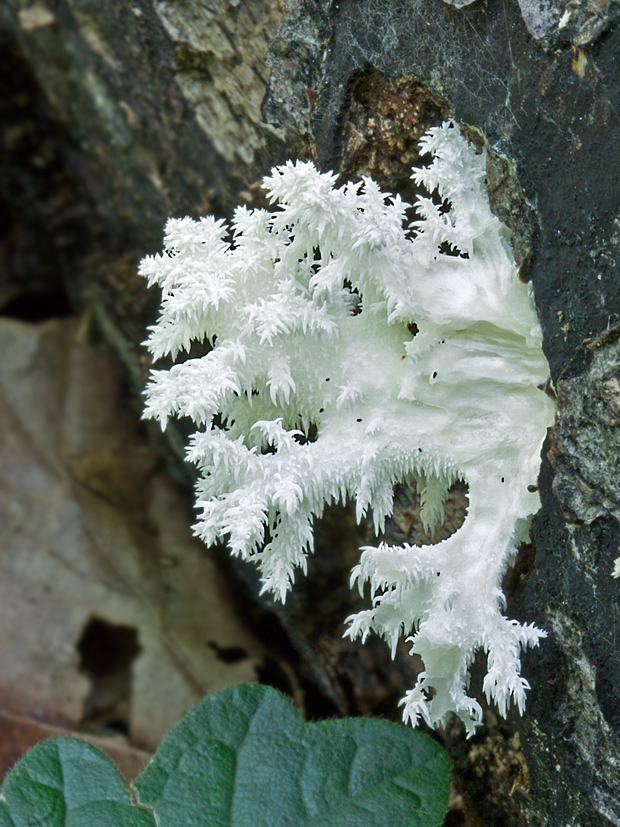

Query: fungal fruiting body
[[141, 122, 555, 735]]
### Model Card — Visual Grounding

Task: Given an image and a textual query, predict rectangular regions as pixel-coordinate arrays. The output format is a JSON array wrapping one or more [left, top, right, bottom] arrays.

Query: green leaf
[[134, 684, 450, 827], [0, 737, 155, 827], [0, 686, 450, 827]]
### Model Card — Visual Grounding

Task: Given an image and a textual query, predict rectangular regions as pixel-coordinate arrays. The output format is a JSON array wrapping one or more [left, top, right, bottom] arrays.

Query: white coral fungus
[[141, 122, 555, 735]]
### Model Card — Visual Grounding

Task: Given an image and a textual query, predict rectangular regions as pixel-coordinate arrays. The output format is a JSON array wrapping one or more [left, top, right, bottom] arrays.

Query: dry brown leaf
[[0, 317, 265, 759]]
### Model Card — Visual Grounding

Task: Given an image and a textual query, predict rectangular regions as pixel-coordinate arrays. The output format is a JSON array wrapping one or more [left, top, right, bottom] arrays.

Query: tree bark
[[2, 0, 620, 823]]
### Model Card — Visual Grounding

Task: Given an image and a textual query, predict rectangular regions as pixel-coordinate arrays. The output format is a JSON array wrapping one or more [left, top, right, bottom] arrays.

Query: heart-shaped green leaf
[[0, 685, 450, 827], [134, 684, 450, 827], [0, 737, 154, 827]]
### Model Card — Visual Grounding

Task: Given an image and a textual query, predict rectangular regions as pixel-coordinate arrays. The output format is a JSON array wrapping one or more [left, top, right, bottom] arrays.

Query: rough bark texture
[[2, 0, 620, 823]]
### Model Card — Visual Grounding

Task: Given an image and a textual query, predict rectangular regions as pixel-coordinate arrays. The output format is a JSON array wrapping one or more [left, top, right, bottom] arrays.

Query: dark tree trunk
[[2, 0, 620, 823]]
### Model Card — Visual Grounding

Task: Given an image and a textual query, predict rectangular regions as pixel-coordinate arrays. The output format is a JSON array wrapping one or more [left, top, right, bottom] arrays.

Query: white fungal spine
[[141, 122, 556, 735]]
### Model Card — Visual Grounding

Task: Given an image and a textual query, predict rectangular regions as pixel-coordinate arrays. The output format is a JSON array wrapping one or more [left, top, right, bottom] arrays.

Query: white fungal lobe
[[141, 122, 556, 735]]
